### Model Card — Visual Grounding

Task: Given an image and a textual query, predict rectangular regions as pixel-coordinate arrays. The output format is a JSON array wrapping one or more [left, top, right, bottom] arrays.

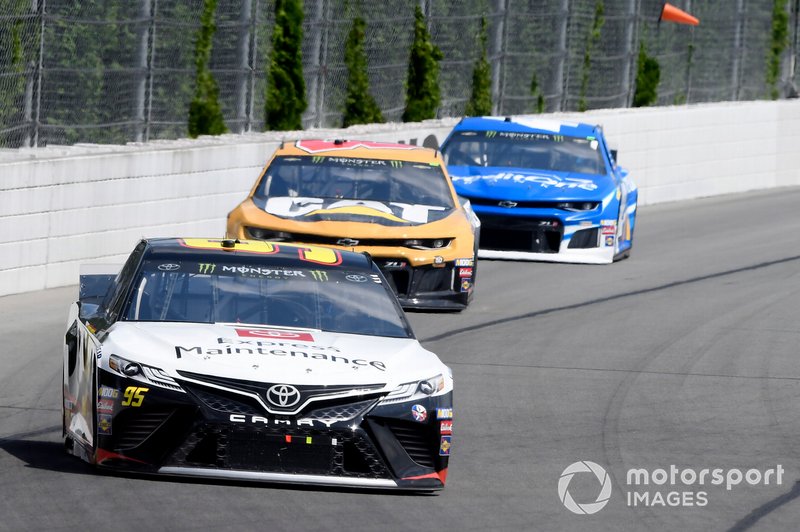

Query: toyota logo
[[498, 200, 517, 208], [266, 384, 301, 408], [158, 263, 181, 271], [336, 238, 360, 247]]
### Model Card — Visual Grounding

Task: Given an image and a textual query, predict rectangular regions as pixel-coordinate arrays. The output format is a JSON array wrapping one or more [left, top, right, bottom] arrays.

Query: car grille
[[164, 423, 390, 479], [113, 409, 173, 450], [177, 371, 385, 416], [478, 215, 563, 253], [380, 419, 437, 469], [567, 227, 599, 249], [379, 262, 454, 297]]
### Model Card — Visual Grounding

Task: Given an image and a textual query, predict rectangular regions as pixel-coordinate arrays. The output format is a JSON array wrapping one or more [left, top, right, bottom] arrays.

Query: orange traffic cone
[[660, 2, 699, 25]]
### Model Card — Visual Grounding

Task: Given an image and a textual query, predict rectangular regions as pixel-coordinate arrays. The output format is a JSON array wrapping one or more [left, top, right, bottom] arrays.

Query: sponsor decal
[[580, 221, 593, 227], [460, 279, 472, 293], [452, 172, 598, 191], [157, 263, 181, 271], [97, 399, 114, 413], [370, 274, 382, 284], [345, 274, 368, 283], [266, 384, 301, 408], [411, 404, 428, 422], [309, 270, 329, 281], [600, 219, 616, 226], [605, 235, 615, 247], [294, 140, 418, 153], [98, 386, 119, 399], [601, 225, 616, 235], [263, 197, 447, 225], [454, 258, 474, 267], [175, 338, 387, 371], [230, 414, 343, 429], [459, 267, 473, 278], [220, 265, 305, 278], [439, 435, 452, 456], [436, 407, 453, 419], [98, 414, 112, 435], [236, 329, 314, 342], [440, 420, 453, 435], [121, 386, 148, 408], [383, 260, 407, 269], [197, 263, 216, 274]]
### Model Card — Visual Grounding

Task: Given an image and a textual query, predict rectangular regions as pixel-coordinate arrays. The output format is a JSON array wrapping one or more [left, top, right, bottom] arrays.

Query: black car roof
[[141, 238, 372, 270]]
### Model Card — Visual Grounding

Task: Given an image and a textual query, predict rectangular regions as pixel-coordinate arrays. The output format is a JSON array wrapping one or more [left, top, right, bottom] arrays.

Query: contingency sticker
[[439, 436, 452, 456]]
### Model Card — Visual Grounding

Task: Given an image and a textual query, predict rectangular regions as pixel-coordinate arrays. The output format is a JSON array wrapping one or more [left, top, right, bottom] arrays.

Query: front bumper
[[85, 369, 453, 491], [474, 211, 616, 264], [375, 259, 473, 310]]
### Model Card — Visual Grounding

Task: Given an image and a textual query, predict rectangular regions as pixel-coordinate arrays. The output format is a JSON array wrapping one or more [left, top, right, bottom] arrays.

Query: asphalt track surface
[[2, 187, 800, 531]]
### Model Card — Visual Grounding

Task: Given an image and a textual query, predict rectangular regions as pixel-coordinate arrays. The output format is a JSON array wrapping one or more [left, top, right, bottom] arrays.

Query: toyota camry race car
[[226, 139, 480, 310], [441, 116, 637, 264], [63, 238, 453, 490]]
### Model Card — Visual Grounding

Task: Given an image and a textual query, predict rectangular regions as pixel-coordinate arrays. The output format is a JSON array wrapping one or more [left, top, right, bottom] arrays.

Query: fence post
[[307, 0, 323, 128], [247, 0, 259, 131], [731, 0, 746, 100], [783, 0, 797, 96], [622, 0, 639, 107], [490, 0, 507, 115], [553, 0, 570, 112], [145, 0, 157, 142], [134, 0, 152, 142], [33, 0, 45, 147], [235, 0, 252, 134]]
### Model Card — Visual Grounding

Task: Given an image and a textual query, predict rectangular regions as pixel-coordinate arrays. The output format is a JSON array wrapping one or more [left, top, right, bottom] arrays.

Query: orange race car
[[227, 139, 481, 310]]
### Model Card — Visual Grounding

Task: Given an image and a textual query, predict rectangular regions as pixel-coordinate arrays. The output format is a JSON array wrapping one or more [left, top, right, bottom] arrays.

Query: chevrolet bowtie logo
[[498, 201, 517, 208], [336, 238, 360, 246]]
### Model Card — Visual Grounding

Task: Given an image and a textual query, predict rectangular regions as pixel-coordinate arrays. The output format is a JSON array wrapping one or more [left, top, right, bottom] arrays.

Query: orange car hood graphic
[[258, 197, 451, 226]]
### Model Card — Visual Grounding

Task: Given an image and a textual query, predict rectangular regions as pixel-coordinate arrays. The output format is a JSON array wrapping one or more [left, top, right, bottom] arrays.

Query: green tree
[[187, 0, 227, 138], [342, 15, 383, 127], [465, 16, 491, 117], [402, 4, 443, 122], [766, 0, 789, 100], [632, 42, 660, 107], [579, 1, 604, 112], [265, 0, 307, 131], [530, 72, 545, 114]]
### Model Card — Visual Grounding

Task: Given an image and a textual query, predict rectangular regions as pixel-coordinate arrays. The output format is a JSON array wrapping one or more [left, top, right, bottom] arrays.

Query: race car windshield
[[122, 261, 411, 338], [254, 156, 455, 210], [442, 130, 606, 175]]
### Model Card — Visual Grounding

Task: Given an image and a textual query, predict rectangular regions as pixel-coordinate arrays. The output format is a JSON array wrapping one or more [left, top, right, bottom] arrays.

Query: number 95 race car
[[63, 238, 453, 490]]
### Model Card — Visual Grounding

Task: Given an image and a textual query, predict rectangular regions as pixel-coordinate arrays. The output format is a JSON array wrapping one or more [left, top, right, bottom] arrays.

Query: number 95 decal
[[121, 386, 149, 407]]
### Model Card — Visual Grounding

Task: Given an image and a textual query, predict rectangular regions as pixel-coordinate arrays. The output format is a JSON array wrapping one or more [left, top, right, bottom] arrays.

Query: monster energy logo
[[486, 131, 497, 138], [390, 160, 403, 168], [198, 263, 216, 274], [309, 270, 328, 281], [312, 156, 325, 163]]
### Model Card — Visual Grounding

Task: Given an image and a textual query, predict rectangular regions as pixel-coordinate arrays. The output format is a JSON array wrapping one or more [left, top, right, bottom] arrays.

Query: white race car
[[63, 238, 453, 490]]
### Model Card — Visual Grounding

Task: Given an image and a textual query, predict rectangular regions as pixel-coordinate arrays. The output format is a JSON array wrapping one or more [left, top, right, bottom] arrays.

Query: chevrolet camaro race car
[[63, 238, 454, 490], [226, 139, 480, 310], [440, 116, 637, 264]]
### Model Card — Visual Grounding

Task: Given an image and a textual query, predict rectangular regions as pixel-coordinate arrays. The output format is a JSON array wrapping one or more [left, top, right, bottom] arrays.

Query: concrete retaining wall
[[1, 100, 798, 297]]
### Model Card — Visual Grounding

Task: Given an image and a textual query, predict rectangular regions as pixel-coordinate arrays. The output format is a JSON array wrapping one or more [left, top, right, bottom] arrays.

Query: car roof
[[141, 238, 372, 270], [273, 139, 442, 164], [451, 116, 601, 139]]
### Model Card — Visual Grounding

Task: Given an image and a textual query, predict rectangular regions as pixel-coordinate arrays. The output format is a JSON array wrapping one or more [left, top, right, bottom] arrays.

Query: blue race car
[[440, 116, 637, 264]]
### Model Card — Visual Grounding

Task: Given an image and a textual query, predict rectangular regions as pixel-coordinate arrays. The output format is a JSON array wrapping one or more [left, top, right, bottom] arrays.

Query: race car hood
[[253, 196, 455, 227], [448, 166, 615, 201], [101, 322, 440, 388]]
